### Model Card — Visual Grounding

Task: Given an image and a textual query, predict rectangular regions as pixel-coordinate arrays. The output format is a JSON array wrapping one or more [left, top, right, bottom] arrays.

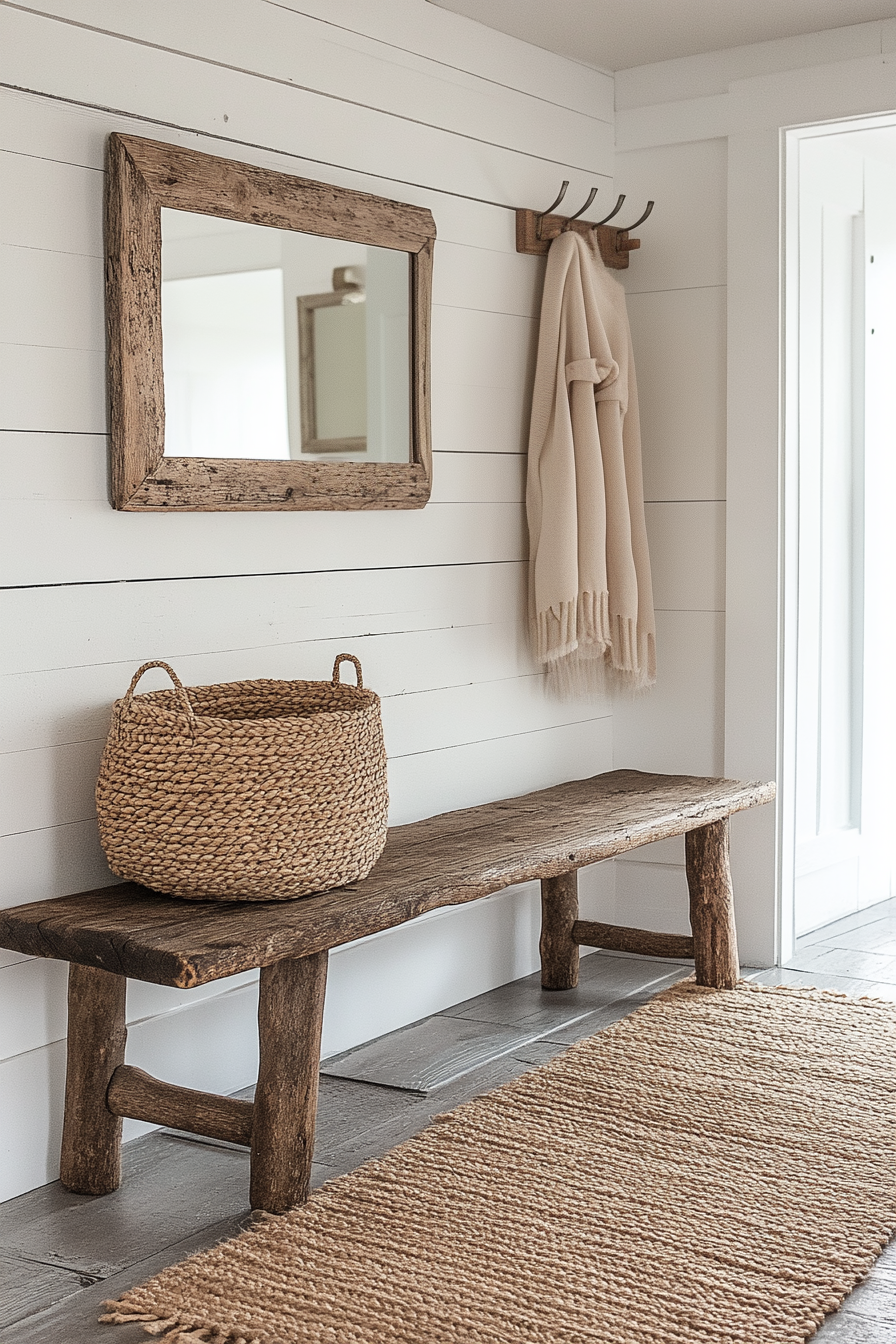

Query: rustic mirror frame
[[105, 133, 435, 511]]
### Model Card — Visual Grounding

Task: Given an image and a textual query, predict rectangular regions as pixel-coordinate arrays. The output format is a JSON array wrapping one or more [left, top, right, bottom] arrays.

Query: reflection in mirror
[[160, 209, 411, 463], [298, 268, 367, 455]]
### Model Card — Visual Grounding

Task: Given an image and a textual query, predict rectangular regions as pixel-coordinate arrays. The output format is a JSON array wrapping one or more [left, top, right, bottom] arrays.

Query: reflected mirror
[[160, 212, 411, 463], [104, 133, 434, 511]]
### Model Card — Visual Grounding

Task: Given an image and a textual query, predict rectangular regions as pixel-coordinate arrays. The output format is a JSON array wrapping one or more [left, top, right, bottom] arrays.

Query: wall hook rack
[[516, 182, 654, 269]]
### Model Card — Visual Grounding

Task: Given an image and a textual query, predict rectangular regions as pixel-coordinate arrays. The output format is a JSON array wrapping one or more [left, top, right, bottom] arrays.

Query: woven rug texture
[[102, 981, 896, 1344]]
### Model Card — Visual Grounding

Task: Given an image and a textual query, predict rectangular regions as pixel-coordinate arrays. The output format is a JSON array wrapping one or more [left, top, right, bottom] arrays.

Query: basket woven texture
[[95, 655, 388, 902]]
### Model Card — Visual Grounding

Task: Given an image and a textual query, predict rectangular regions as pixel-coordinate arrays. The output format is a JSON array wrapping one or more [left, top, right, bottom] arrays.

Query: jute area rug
[[102, 981, 896, 1344]]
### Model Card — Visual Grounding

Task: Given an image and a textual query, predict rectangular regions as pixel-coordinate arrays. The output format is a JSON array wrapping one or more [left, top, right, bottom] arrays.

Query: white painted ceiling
[[428, 0, 896, 71]]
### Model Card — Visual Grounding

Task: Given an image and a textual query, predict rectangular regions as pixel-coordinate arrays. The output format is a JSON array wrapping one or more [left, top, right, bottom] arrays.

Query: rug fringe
[[100, 1305, 268, 1344], [99, 1309, 162, 1325], [654, 977, 896, 1011], [737, 979, 896, 1008]]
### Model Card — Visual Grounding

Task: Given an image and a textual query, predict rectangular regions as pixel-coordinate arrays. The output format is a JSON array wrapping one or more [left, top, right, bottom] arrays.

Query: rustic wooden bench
[[0, 769, 774, 1214]]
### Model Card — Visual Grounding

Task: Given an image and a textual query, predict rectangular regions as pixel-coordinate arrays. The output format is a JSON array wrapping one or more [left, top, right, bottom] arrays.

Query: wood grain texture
[[106, 1065, 253, 1147], [105, 133, 435, 512], [685, 819, 740, 989], [0, 1254, 90, 1333], [104, 133, 164, 507], [412, 235, 434, 491], [539, 871, 579, 990], [250, 951, 328, 1212], [321, 1015, 546, 1093], [0, 1117, 260, 1281], [125, 458, 430, 511], [59, 965, 127, 1196], [121, 135, 434, 250], [515, 209, 641, 266], [573, 920, 695, 960], [0, 772, 775, 988]]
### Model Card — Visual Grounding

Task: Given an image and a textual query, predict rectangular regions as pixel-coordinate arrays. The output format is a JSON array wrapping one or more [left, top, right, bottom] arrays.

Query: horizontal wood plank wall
[[0, 0, 615, 1199], [609, 129, 729, 943]]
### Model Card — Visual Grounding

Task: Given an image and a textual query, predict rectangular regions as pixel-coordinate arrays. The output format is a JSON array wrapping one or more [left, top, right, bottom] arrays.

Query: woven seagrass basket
[[95, 655, 388, 901]]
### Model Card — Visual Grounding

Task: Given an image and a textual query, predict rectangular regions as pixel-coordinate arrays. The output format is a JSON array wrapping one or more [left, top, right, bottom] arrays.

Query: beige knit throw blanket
[[527, 230, 656, 694]]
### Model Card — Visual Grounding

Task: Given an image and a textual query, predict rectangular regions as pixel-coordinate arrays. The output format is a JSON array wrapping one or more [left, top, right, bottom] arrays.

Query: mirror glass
[[160, 209, 411, 463]]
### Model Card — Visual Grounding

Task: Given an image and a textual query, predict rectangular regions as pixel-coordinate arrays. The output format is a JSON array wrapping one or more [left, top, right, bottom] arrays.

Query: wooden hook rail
[[516, 181, 654, 269]]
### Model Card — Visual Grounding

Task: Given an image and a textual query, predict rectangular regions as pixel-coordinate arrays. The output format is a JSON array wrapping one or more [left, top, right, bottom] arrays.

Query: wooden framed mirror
[[104, 133, 435, 511]]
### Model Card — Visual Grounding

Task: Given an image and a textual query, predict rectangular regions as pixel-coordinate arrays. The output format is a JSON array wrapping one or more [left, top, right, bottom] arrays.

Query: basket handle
[[121, 661, 196, 724], [332, 653, 363, 689]]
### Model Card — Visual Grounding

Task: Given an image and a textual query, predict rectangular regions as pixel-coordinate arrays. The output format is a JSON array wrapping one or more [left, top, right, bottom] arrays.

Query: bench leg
[[685, 818, 740, 989], [540, 871, 579, 990], [60, 964, 128, 1195], [250, 950, 328, 1213]]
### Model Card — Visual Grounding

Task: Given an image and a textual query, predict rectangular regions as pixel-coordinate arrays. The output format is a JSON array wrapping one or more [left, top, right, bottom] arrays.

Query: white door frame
[[782, 117, 896, 948], [725, 60, 896, 967]]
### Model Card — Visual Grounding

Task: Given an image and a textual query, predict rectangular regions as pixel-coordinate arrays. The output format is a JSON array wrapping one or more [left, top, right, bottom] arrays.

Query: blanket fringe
[[533, 597, 656, 698], [532, 591, 612, 665]]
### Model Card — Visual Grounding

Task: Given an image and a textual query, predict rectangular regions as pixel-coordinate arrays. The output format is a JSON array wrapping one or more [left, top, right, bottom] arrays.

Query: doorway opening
[[782, 118, 896, 988]]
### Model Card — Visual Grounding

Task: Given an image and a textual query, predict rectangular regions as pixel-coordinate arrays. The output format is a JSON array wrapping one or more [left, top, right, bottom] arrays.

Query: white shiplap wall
[[610, 135, 729, 937], [0, 0, 619, 1199]]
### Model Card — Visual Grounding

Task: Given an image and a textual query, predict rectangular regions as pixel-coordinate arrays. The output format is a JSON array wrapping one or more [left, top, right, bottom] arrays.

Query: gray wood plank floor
[[1, 920, 894, 1342]]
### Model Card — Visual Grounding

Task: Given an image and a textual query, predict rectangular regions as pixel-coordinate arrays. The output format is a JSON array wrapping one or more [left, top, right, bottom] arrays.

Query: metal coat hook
[[563, 186, 598, 225], [537, 181, 569, 219], [592, 194, 626, 227], [618, 200, 655, 231]]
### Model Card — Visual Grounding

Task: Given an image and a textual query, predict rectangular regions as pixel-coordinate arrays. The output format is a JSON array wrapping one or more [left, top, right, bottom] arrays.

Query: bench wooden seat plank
[[0, 767, 775, 1215], [0, 770, 773, 989]]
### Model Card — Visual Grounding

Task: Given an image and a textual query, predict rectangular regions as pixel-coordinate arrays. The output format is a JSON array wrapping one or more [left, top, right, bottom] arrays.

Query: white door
[[857, 152, 896, 916], [791, 128, 896, 938]]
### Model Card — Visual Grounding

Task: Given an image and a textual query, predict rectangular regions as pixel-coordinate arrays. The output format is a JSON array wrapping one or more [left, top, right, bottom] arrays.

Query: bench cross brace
[[539, 818, 739, 991], [60, 951, 328, 1213]]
